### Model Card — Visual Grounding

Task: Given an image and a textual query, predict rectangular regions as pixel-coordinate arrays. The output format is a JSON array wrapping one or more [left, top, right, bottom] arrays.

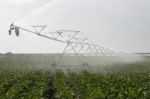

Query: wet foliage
[[0, 55, 150, 98]]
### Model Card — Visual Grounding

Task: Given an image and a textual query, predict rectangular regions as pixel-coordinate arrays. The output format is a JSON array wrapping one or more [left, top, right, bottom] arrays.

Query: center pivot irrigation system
[[8, 23, 123, 66]]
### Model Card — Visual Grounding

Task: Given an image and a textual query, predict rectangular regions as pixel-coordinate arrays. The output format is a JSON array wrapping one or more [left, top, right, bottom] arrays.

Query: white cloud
[[3, 0, 37, 5], [0, 0, 150, 53]]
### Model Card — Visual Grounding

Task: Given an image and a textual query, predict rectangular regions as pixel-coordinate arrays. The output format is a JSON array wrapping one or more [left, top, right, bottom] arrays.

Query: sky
[[0, 0, 150, 53]]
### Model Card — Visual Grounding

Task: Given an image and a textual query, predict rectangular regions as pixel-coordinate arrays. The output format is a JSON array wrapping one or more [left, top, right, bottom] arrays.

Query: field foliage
[[0, 55, 150, 98]]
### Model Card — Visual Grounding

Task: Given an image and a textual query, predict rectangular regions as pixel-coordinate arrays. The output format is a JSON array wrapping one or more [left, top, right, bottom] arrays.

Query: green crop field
[[0, 54, 150, 98]]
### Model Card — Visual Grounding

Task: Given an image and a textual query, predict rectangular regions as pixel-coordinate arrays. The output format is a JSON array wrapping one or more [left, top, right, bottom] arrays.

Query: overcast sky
[[0, 0, 150, 53]]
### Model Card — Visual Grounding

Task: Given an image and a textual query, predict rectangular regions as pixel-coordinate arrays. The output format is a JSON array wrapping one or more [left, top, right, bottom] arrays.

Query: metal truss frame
[[8, 23, 124, 65]]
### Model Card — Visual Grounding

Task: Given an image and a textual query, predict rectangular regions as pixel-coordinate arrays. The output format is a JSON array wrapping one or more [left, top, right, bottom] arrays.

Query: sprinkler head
[[8, 23, 20, 37]]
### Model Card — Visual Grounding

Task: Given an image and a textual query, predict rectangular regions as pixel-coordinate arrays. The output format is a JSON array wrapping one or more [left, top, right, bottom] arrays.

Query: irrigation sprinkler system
[[8, 23, 124, 66]]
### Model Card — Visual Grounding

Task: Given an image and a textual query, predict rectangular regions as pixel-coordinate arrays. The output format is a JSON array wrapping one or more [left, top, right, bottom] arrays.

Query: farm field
[[0, 54, 150, 98]]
